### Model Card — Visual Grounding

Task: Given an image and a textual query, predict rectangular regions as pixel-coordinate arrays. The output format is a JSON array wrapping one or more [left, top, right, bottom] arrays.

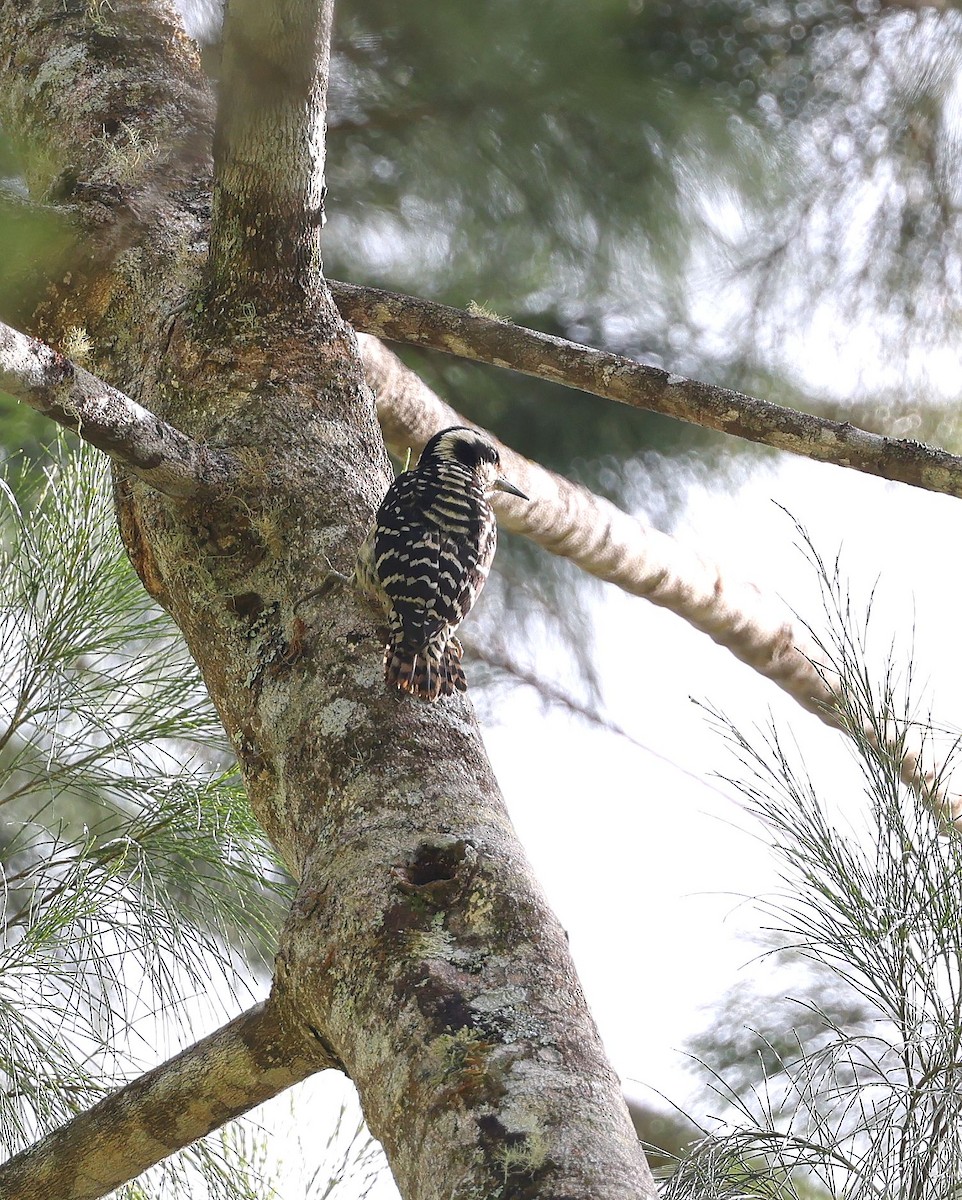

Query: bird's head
[[419, 427, 528, 499]]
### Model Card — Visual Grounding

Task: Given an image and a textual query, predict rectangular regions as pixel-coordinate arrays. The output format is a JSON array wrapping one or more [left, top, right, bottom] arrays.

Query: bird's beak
[[493, 477, 528, 501]]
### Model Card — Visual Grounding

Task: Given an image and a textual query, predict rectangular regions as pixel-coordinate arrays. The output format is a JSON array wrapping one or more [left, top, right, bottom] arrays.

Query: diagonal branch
[[0, 321, 239, 499], [0, 1001, 331, 1200], [333, 282, 962, 501], [359, 333, 834, 712], [358, 334, 957, 819]]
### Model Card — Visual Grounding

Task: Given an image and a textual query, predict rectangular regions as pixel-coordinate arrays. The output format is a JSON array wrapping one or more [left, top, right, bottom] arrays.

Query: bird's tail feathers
[[384, 635, 466, 702]]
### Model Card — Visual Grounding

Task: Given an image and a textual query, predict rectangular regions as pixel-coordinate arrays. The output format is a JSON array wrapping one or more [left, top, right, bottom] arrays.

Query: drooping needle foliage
[[0, 443, 289, 1164], [664, 548, 962, 1198]]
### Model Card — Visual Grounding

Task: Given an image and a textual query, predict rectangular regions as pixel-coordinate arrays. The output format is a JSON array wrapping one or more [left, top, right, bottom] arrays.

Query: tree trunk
[[0, 2, 657, 1196]]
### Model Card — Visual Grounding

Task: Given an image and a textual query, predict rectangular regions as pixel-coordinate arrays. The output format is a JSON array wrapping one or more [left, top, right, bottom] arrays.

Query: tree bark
[[0, 2, 658, 1198]]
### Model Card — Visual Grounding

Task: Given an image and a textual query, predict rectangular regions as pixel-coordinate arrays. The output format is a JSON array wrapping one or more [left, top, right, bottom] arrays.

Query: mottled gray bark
[[0, 2, 657, 1198], [332, 281, 962, 501]]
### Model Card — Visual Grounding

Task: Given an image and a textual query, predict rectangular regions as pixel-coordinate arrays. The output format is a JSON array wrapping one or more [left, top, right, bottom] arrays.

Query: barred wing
[[372, 473, 495, 651]]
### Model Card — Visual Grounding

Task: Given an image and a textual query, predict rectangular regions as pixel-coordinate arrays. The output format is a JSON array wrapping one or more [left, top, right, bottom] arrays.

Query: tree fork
[[0, 1, 660, 1197]]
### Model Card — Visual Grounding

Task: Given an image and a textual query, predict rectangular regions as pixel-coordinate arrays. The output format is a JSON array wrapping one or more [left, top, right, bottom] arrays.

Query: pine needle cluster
[[662, 543, 962, 1199]]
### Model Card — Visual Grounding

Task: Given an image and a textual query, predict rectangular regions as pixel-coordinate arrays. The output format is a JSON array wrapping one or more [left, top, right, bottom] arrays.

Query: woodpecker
[[354, 426, 528, 701]]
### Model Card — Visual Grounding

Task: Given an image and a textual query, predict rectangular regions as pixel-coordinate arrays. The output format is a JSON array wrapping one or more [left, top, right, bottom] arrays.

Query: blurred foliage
[[0, 131, 76, 326], [0, 197, 74, 324], [318, 0, 962, 470], [0, 392, 53, 463]]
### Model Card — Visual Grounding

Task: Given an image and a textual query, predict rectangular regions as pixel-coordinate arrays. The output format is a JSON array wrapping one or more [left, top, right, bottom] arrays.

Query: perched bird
[[354, 426, 528, 701]]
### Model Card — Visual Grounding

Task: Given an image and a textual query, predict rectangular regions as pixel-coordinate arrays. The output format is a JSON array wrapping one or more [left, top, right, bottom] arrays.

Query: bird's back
[[356, 463, 497, 700]]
